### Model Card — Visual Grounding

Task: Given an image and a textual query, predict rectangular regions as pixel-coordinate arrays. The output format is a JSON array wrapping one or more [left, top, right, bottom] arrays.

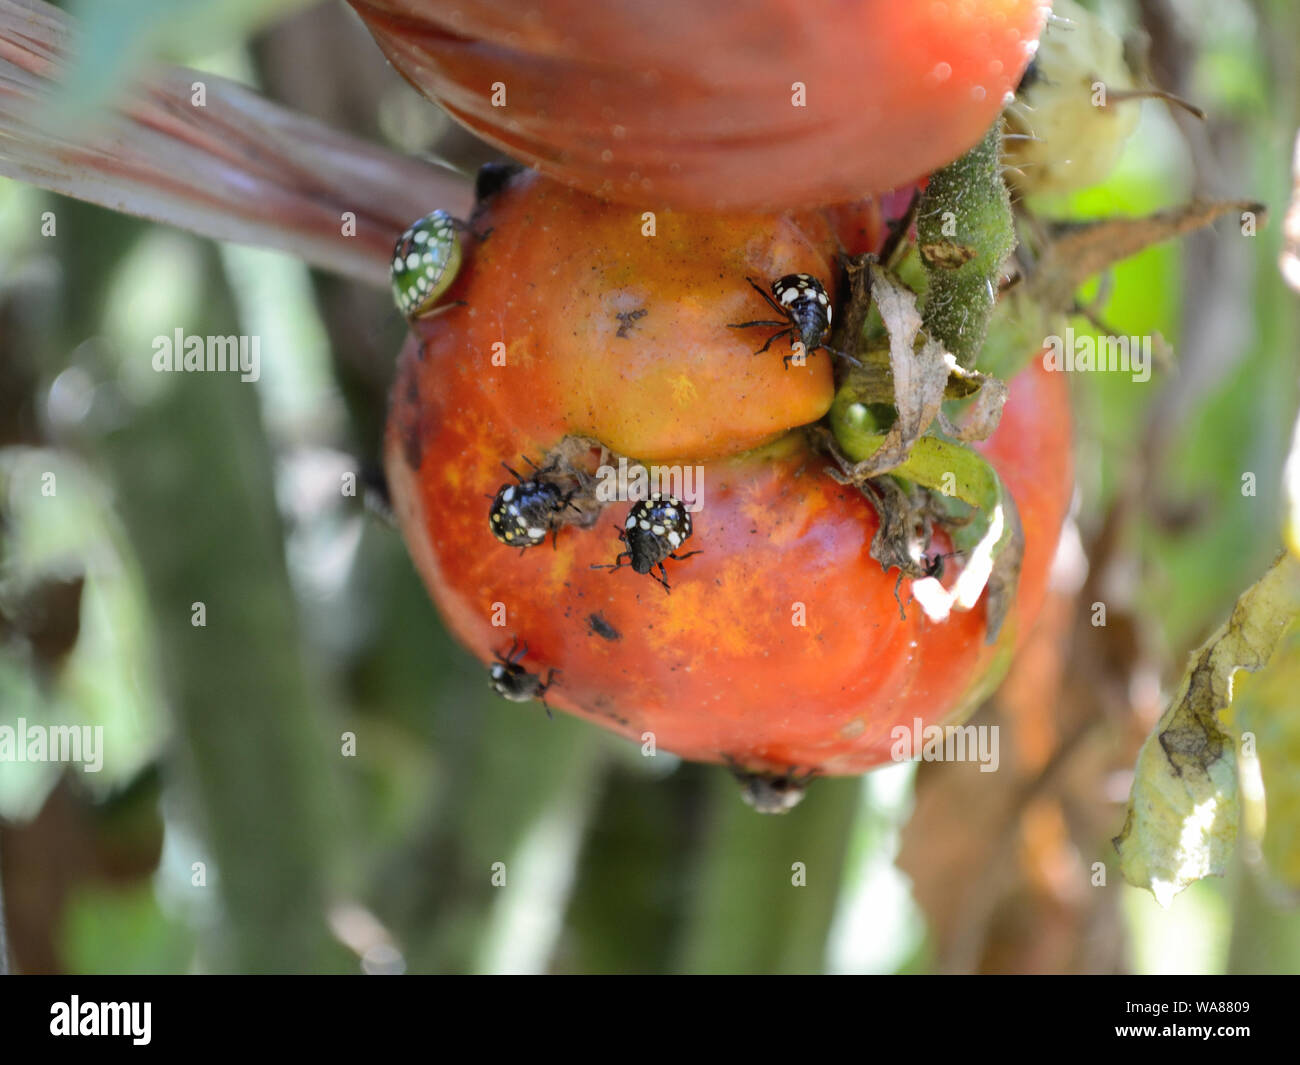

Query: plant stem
[[0, 838, 10, 974], [916, 122, 1014, 368], [0, 0, 473, 286]]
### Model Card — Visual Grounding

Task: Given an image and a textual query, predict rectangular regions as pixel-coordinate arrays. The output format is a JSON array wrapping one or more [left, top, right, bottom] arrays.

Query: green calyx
[[829, 374, 1024, 644]]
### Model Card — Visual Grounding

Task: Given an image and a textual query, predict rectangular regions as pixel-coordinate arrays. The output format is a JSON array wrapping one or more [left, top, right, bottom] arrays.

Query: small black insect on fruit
[[726, 761, 817, 814], [474, 160, 525, 205], [591, 493, 699, 592], [893, 549, 964, 620], [1015, 55, 1042, 95], [488, 457, 577, 549], [922, 549, 964, 581], [729, 273, 834, 368], [489, 637, 558, 718]]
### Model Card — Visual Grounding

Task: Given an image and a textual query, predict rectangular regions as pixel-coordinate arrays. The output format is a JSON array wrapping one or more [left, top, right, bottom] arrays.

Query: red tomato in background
[[384, 172, 1072, 776], [350, 0, 1049, 211]]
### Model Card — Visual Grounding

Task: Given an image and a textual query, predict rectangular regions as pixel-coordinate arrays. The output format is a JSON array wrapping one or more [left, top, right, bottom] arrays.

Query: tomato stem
[[916, 121, 1015, 369]]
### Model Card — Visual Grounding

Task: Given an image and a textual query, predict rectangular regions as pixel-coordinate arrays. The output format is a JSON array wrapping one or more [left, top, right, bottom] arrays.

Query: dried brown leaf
[[1031, 199, 1266, 312]]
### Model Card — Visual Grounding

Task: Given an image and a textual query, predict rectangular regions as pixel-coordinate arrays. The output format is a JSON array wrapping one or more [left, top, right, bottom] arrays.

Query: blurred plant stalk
[[0, 0, 472, 286]]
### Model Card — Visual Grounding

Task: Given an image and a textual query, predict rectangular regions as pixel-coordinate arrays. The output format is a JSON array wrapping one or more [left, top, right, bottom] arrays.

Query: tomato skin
[[411, 170, 843, 464], [350, 0, 1049, 211], [384, 176, 1073, 775], [387, 345, 1069, 774]]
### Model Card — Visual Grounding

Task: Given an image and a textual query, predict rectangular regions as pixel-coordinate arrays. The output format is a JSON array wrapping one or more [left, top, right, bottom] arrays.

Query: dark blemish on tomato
[[400, 415, 422, 471], [587, 611, 621, 641], [397, 362, 424, 471], [615, 308, 648, 338]]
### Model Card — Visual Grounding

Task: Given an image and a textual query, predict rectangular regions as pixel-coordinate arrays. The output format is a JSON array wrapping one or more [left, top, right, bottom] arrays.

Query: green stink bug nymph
[[391, 209, 463, 319]]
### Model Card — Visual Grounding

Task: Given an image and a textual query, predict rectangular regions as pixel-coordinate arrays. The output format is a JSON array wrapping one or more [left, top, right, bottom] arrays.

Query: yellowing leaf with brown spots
[[1230, 617, 1300, 890], [1114, 553, 1300, 906]]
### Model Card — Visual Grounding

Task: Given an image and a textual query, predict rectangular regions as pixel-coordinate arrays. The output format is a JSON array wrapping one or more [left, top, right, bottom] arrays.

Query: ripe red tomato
[[384, 172, 1072, 776], [350, 0, 1049, 211], [405, 173, 846, 464]]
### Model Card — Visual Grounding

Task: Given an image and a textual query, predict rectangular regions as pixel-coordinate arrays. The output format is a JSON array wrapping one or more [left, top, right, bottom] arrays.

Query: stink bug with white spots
[[390, 209, 463, 319], [591, 493, 699, 592], [729, 273, 835, 368], [489, 637, 557, 718], [488, 457, 577, 549]]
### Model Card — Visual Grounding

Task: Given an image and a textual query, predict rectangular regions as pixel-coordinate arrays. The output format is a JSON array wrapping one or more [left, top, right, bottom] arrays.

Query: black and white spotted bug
[[591, 493, 699, 592], [489, 637, 557, 718], [729, 273, 834, 368], [488, 457, 576, 549], [390, 209, 463, 319]]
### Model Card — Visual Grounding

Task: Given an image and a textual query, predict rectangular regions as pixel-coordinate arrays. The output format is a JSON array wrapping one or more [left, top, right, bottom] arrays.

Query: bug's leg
[[450, 216, 494, 243], [505, 635, 521, 663], [617, 527, 631, 550], [591, 551, 631, 574], [728, 319, 786, 331], [745, 277, 789, 318], [653, 562, 672, 593], [538, 669, 559, 719], [754, 329, 791, 356], [525, 453, 562, 478], [501, 462, 526, 483], [825, 344, 863, 368], [408, 299, 466, 323], [670, 549, 702, 562], [783, 338, 816, 369], [535, 453, 565, 478]]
